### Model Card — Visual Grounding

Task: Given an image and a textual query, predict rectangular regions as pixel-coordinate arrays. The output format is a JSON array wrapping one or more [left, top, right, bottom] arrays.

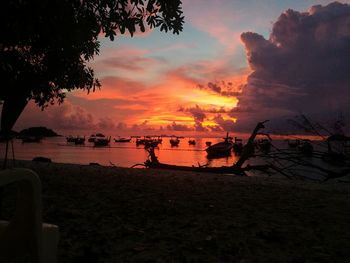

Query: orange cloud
[[68, 54, 250, 133]]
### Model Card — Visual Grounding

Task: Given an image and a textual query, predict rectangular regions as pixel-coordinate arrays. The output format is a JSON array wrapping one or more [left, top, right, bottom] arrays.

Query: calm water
[[0, 137, 242, 167], [2, 136, 343, 181]]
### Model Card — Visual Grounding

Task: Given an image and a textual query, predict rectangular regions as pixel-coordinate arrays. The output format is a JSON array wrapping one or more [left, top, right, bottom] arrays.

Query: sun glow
[[180, 89, 239, 109], [138, 115, 195, 126], [65, 65, 245, 133], [201, 120, 218, 126]]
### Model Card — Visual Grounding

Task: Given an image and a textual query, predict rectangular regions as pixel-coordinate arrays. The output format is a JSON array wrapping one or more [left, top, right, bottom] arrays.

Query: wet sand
[[2, 160, 350, 262]]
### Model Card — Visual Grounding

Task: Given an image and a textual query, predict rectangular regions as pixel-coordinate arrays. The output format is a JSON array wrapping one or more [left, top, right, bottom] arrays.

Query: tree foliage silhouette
[[0, 0, 184, 133]]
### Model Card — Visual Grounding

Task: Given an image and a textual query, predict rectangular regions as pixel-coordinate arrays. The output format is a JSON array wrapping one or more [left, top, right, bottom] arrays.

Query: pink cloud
[[72, 76, 148, 100], [14, 101, 97, 134]]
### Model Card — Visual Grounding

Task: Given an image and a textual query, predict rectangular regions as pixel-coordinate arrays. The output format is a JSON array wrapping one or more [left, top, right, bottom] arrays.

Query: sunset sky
[[15, 0, 350, 135]]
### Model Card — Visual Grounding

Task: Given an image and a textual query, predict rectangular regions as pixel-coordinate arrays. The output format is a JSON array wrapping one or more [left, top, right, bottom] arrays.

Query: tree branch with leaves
[[0, 0, 184, 134]]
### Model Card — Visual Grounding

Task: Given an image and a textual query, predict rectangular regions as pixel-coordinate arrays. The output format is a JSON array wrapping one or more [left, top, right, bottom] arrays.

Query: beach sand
[[2, 160, 350, 262]]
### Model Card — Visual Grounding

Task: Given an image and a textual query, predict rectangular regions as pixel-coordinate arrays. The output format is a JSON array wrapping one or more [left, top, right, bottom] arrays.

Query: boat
[[132, 121, 270, 175], [232, 137, 243, 154], [138, 147, 269, 176], [326, 134, 350, 156], [287, 139, 301, 148], [94, 136, 111, 147], [169, 137, 180, 147], [88, 133, 105, 143], [256, 138, 271, 153], [66, 136, 85, 145], [322, 134, 350, 164], [136, 137, 147, 146], [66, 136, 76, 143], [155, 136, 163, 144], [297, 139, 313, 155], [114, 137, 131, 143], [144, 139, 160, 148], [88, 134, 95, 142], [188, 139, 196, 145], [206, 133, 233, 158], [135, 138, 144, 145], [74, 136, 86, 145]]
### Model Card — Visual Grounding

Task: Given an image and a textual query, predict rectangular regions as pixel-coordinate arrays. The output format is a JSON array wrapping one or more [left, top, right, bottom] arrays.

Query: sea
[[2, 135, 345, 181], [0, 136, 244, 168]]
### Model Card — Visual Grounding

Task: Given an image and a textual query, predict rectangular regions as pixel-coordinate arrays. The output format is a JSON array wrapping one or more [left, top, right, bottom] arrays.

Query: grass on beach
[[2, 160, 350, 262]]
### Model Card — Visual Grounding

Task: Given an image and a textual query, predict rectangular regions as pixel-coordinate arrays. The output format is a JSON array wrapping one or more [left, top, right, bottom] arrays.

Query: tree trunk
[[1, 98, 28, 136]]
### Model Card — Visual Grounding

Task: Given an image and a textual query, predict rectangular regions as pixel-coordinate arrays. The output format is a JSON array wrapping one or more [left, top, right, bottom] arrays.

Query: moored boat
[[322, 134, 350, 164], [66, 136, 75, 143], [136, 137, 147, 146], [170, 137, 180, 147], [88, 133, 105, 143], [188, 139, 196, 145], [66, 136, 85, 145], [94, 136, 111, 147], [256, 138, 271, 153], [287, 139, 301, 148], [114, 137, 131, 143], [326, 134, 350, 156], [206, 133, 233, 158], [297, 139, 313, 155], [74, 136, 86, 145], [144, 139, 160, 148], [232, 137, 243, 154]]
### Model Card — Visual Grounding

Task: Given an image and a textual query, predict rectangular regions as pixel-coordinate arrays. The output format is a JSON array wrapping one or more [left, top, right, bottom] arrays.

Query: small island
[[19, 126, 60, 138]]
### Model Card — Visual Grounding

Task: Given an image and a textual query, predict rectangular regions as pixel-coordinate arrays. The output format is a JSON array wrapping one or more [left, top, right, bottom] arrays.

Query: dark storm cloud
[[178, 105, 209, 131], [179, 105, 206, 122], [238, 2, 350, 129], [166, 121, 192, 131], [213, 114, 236, 132], [179, 105, 229, 115], [198, 81, 242, 97], [178, 105, 240, 131]]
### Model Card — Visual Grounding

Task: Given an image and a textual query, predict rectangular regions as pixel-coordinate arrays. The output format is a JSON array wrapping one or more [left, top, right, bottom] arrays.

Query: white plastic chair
[[0, 168, 59, 263]]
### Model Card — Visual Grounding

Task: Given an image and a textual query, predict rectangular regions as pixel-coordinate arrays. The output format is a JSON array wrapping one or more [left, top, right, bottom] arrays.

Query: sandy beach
[[2, 160, 350, 262]]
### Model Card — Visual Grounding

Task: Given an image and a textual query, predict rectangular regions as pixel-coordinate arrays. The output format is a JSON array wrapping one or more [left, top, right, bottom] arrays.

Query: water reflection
[[0, 137, 240, 167]]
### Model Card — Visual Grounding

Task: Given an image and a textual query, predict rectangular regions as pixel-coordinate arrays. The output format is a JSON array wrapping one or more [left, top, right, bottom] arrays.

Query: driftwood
[[259, 147, 350, 181], [144, 158, 270, 175], [134, 115, 350, 181], [254, 114, 350, 181], [137, 120, 270, 175], [234, 120, 268, 169]]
